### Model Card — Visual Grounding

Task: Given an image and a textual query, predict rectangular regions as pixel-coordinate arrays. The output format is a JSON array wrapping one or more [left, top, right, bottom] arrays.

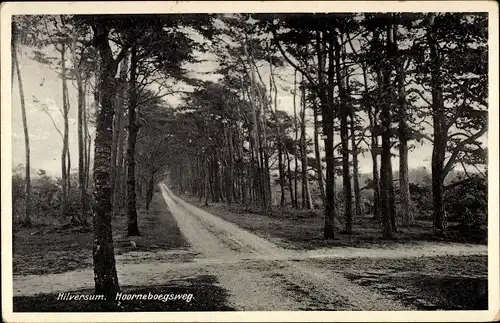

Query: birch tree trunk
[[60, 43, 72, 219], [300, 78, 313, 209], [313, 100, 325, 205], [12, 21, 32, 227], [91, 20, 121, 300]]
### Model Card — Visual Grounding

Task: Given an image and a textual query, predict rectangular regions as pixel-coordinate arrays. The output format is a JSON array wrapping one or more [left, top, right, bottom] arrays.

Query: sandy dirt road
[[158, 184, 486, 311], [12, 184, 487, 311]]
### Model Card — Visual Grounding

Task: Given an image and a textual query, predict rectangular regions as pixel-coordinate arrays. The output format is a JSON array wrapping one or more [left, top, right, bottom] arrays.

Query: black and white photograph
[[1, 1, 499, 322]]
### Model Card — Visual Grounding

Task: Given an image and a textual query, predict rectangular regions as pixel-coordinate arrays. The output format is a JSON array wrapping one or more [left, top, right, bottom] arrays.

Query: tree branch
[[42, 109, 63, 139], [406, 88, 432, 106], [445, 94, 470, 131], [271, 28, 317, 88], [443, 124, 487, 176], [471, 163, 486, 178]]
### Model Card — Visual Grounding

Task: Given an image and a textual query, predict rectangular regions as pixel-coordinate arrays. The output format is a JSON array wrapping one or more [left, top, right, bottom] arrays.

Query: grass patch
[[344, 273, 487, 310], [112, 193, 189, 254], [13, 193, 188, 276], [13, 275, 234, 312], [312, 255, 487, 275], [311, 255, 488, 310], [186, 197, 487, 250]]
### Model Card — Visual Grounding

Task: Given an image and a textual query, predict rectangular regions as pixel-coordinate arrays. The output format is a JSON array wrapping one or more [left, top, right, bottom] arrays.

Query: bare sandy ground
[[12, 184, 487, 311]]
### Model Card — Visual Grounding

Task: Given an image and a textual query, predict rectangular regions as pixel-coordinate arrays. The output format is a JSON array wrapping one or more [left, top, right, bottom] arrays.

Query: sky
[[10, 18, 440, 179], [12, 49, 81, 176]]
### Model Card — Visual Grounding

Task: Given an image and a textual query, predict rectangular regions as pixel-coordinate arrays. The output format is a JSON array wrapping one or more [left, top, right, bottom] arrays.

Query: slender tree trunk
[[120, 137, 128, 205], [427, 14, 447, 236], [261, 110, 272, 209], [269, 60, 286, 208], [205, 156, 210, 206], [213, 155, 222, 203], [277, 129, 286, 207], [379, 25, 397, 238], [346, 70, 361, 223], [70, 32, 89, 226], [243, 38, 264, 208], [82, 79, 90, 191], [252, 63, 272, 208], [91, 21, 120, 300], [63, 45, 72, 198], [399, 148, 412, 226], [370, 125, 381, 222], [66, 138, 71, 196], [198, 158, 204, 199], [255, 94, 270, 209], [293, 70, 299, 208], [388, 148, 398, 233], [87, 68, 99, 189], [285, 150, 295, 207], [137, 177, 144, 201], [394, 28, 413, 227], [314, 31, 327, 208], [145, 173, 154, 211], [350, 114, 361, 222], [364, 62, 381, 222], [380, 107, 394, 237], [313, 101, 325, 205], [61, 43, 71, 219], [86, 130, 92, 188], [110, 127, 118, 207], [334, 35, 353, 234], [113, 56, 129, 217], [235, 89, 247, 205], [61, 111, 67, 214], [83, 85, 88, 189], [211, 158, 215, 203], [249, 142, 257, 204], [12, 22, 32, 227], [179, 163, 185, 196], [228, 127, 235, 203], [126, 46, 140, 237], [323, 31, 336, 239], [67, 146, 71, 188], [300, 79, 313, 209]]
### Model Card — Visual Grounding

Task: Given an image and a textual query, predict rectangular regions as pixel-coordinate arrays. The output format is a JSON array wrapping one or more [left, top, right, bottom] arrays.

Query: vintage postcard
[[1, 1, 499, 322]]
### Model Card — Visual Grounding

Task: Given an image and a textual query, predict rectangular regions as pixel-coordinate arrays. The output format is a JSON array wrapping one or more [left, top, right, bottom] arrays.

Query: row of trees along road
[[12, 13, 487, 302], [165, 13, 487, 239]]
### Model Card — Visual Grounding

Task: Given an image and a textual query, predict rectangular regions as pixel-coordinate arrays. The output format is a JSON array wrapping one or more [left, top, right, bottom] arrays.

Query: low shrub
[[12, 172, 91, 229], [445, 175, 487, 229]]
